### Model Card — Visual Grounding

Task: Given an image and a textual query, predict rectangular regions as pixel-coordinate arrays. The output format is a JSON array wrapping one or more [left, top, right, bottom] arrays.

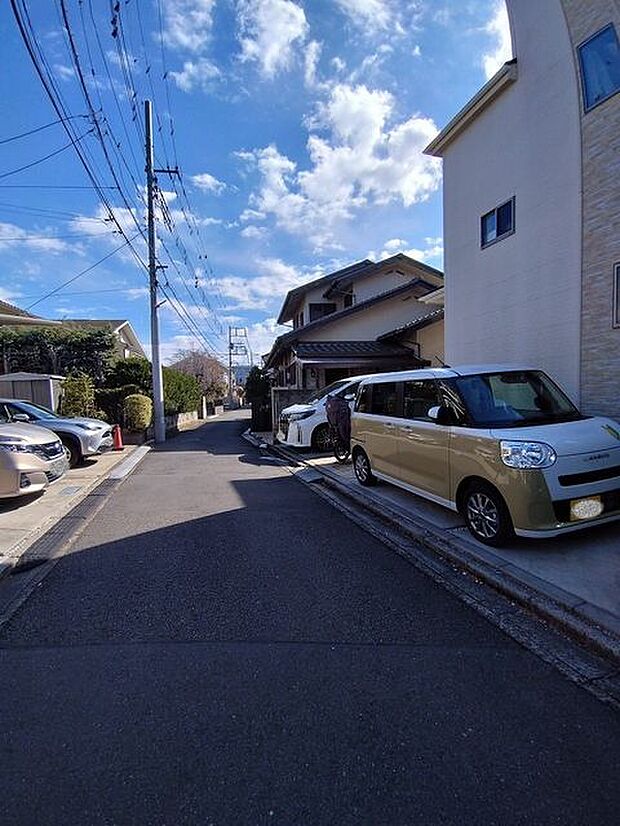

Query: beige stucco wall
[[443, 0, 583, 401], [301, 292, 432, 342], [417, 320, 445, 365], [559, 0, 620, 418]]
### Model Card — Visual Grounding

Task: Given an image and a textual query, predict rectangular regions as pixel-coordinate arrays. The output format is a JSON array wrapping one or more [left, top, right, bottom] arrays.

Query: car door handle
[[384, 423, 396, 430]]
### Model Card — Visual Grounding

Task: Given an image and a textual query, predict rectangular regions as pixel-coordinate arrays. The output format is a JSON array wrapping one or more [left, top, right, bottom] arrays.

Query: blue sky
[[0, 0, 511, 363]]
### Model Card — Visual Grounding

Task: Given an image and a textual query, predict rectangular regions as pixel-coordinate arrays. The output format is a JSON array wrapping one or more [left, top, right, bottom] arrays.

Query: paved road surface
[[1, 413, 618, 825]]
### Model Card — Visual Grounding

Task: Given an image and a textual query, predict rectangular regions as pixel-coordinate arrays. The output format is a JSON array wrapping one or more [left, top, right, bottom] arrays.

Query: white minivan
[[278, 375, 374, 451], [351, 365, 620, 545]]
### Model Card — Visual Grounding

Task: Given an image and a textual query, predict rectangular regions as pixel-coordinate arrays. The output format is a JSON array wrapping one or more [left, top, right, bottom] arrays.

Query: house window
[[343, 291, 354, 308], [309, 302, 337, 322], [578, 24, 620, 111], [481, 197, 515, 248], [614, 263, 620, 328]]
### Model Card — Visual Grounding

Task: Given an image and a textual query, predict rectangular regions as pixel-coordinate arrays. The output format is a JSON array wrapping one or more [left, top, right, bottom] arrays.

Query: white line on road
[[108, 445, 151, 479]]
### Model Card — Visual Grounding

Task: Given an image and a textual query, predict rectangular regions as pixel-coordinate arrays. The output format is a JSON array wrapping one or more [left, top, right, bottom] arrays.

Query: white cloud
[[247, 316, 290, 357], [162, 0, 216, 52], [0, 221, 81, 254], [211, 257, 308, 310], [54, 63, 75, 80], [240, 225, 266, 239], [335, 0, 412, 36], [331, 56, 346, 72], [238, 83, 441, 249], [191, 172, 227, 194], [304, 40, 322, 88], [371, 235, 443, 264], [239, 208, 266, 222], [412, 44, 422, 57], [170, 58, 221, 92], [482, 1, 512, 79], [237, 0, 308, 78]]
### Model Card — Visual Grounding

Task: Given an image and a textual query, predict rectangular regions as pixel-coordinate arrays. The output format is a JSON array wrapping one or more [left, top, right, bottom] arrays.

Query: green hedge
[[104, 357, 202, 416], [95, 384, 141, 425]]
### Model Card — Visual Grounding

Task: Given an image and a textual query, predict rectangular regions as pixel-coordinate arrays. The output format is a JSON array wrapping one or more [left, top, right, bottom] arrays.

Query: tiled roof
[[0, 299, 38, 319], [377, 307, 444, 340], [295, 341, 416, 359]]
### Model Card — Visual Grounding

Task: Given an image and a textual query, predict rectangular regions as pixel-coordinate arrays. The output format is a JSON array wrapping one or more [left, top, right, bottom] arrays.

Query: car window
[[403, 380, 440, 420], [338, 381, 360, 399], [356, 384, 372, 413], [0, 404, 10, 424], [8, 401, 56, 420], [369, 382, 399, 416]]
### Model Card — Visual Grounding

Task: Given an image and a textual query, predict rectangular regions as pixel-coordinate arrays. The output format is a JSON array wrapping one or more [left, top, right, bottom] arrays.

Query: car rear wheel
[[353, 449, 377, 487], [60, 436, 81, 469], [311, 424, 332, 453], [463, 482, 513, 546]]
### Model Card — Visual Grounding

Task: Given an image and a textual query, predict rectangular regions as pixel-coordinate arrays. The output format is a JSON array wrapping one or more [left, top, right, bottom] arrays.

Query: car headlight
[[0, 438, 34, 453], [288, 410, 316, 421], [500, 441, 556, 469]]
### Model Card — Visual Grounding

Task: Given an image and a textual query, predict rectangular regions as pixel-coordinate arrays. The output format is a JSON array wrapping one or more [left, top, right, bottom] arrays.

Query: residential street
[[0, 412, 618, 825]]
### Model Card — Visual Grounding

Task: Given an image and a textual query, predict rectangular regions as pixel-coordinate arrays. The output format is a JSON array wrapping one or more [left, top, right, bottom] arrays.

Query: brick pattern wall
[[561, 0, 620, 418]]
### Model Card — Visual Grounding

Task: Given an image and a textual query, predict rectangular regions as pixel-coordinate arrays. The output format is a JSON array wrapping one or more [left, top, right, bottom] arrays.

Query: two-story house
[[424, 0, 620, 418], [265, 253, 444, 391]]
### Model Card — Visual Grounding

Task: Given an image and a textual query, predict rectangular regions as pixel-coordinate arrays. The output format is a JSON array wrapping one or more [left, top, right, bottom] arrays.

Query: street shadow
[[0, 490, 44, 513], [1, 474, 619, 826]]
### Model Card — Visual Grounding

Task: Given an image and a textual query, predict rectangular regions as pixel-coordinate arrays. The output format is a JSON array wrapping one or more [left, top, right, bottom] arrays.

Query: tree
[[244, 366, 271, 401], [0, 328, 116, 384], [170, 349, 227, 404]]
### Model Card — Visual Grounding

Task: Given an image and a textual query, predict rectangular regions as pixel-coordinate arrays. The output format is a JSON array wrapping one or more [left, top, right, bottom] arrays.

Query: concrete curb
[[267, 439, 620, 668]]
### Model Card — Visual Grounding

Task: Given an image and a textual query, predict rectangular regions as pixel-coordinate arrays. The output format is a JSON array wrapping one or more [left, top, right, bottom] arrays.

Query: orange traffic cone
[[112, 424, 124, 451]]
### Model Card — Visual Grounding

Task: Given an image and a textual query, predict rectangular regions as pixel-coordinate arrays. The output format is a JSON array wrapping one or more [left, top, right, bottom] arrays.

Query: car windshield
[[13, 401, 59, 420], [308, 379, 352, 403], [452, 371, 583, 428]]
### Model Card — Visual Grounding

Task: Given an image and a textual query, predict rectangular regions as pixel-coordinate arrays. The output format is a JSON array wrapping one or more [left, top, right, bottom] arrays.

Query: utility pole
[[228, 325, 234, 407], [145, 99, 166, 444]]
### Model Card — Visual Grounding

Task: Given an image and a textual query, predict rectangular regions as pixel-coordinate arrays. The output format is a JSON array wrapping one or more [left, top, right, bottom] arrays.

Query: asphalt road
[[1, 412, 618, 825]]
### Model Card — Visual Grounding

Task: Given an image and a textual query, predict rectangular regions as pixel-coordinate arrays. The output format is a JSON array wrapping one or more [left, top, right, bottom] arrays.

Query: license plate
[[570, 496, 603, 521], [49, 458, 68, 479]]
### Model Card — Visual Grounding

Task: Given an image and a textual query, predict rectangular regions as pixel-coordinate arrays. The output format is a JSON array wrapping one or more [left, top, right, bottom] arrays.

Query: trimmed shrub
[[123, 394, 152, 432], [59, 372, 96, 417]]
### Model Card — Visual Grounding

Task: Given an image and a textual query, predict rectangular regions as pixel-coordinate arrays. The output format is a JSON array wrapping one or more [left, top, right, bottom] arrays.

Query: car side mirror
[[344, 393, 355, 402], [428, 405, 453, 426], [12, 413, 31, 423]]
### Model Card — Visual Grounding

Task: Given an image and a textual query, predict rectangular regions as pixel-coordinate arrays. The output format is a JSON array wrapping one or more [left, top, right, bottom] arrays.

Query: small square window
[[578, 24, 620, 111], [613, 263, 620, 328], [481, 197, 515, 248]]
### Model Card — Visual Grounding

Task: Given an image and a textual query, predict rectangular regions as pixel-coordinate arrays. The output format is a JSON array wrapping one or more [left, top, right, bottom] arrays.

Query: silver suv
[[0, 399, 113, 468], [0, 420, 68, 498]]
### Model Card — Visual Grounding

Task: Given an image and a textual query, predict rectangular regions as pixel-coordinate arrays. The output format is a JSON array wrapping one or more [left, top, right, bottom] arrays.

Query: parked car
[[0, 399, 113, 468], [277, 375, 375, 452], [351, 365, 620, 546], [0, 418, 68, 499]]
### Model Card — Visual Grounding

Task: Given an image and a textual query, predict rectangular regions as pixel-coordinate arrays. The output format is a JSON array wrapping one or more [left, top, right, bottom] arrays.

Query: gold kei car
[[351, 366, 620, 546], [0, 421, 68, 499]]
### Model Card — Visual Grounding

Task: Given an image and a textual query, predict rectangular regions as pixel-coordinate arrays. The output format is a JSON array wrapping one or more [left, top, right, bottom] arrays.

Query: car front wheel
[[463, 482, 513, 546], [353, 449, 376, 487], [60, 437, 81, 469]]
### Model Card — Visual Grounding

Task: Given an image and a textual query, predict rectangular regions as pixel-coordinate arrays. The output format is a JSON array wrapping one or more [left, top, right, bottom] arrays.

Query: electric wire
[[0, 114, 89, 145]]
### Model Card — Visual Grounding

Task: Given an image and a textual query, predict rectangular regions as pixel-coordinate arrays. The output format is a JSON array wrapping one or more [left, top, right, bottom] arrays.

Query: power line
[[25, 233, 142, 310], [0, 184, 118, 189], [0, 129, 94, 180], [0, 114, 89, 145]]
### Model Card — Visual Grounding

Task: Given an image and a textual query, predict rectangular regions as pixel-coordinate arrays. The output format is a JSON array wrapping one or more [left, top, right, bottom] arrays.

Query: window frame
[[366, 381, 402, 418], [480, 196, 515, 249], [578, 23, 620, 113], [613, 262, 620, 329], [308, 302, 337, 323]]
